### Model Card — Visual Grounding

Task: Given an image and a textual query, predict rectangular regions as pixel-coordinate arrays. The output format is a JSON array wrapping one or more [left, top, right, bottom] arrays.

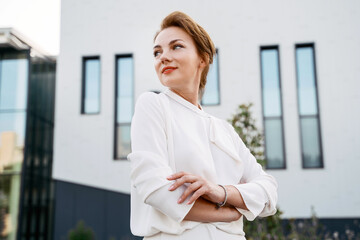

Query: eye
[[153, 50, 161, 57], [173, 44, 183, 50]]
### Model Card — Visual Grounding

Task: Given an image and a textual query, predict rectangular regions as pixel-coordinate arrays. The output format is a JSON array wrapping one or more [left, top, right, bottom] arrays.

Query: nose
[[159, 49, 172, 63]]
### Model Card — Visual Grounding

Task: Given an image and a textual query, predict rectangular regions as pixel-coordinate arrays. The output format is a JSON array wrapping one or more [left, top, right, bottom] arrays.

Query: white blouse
[[127, 88, 278, 238]]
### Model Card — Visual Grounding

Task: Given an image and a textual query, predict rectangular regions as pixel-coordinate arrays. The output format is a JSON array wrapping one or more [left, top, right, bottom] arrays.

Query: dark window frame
[[114, 54, 134, 160], [259, 45, 287, 170], [201, 48, 221, 106], [81, 56, 101, 115], [295, 43, 324, 169]]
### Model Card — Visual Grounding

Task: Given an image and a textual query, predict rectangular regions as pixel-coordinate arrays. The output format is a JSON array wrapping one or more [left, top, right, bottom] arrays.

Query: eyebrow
[[153, 39, 184, 49]]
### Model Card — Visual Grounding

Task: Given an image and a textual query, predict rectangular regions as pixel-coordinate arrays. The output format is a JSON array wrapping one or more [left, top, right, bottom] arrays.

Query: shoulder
[[212, 116, 235, 133], [134, 91, 167, 118], [135, 91, 163, 109], [136, 91, 159, 104], [217, 117, 244, 145]]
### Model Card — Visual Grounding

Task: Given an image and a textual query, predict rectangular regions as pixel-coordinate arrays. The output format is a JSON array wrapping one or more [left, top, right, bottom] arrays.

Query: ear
[[199, 54, 209, 69]]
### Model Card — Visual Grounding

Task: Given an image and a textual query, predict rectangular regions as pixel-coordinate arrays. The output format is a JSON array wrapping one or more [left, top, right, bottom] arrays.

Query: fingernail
[[187, 201, 191, 205], [168, 185, 174, 191], [177, 198, 182, 204]]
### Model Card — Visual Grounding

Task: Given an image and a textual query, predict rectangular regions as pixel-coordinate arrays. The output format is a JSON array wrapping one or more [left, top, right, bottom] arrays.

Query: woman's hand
[[167, 172, 227, 205]]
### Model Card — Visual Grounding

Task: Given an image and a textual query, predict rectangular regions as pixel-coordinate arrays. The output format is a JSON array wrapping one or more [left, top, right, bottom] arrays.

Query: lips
[[162, 66, 177, 74]]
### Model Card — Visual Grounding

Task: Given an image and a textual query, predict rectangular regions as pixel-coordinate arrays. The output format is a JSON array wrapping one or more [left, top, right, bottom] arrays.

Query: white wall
[[53, 0, 360, 218]]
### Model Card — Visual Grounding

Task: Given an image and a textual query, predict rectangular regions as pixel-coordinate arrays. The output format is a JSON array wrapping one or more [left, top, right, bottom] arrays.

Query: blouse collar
[[163, 88, 242, 163], [163, 88, 209, 118]]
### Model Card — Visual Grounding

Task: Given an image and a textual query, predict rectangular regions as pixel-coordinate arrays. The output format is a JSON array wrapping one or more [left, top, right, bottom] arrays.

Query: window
[[81, 56, 100, 114], [201, 49, 220, 105], [295, 43, 323, 168], [114, 55, 134, 159], [0, 50, 28, 239], [260, 46, 286, 169]]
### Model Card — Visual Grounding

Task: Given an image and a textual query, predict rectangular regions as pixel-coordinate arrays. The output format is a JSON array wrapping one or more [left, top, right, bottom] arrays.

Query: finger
[[168, 175, 198, 191], [167, 171, 187, 180], [187, 188, 206, 205], [177, 182, 202, 203]]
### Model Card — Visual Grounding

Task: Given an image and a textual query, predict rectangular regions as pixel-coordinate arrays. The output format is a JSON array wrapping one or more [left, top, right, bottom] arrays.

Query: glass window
[[260, 46, 286, 169], [296, 47, 318, 115], [115, 55, 133, 159], [264, 119, 285, 169], [0, 112, 26, 147], [0, 50, 29, 240], [116, 124, 131, 159], [81, 57, 100, 114], [117, 57, 133, 123], [0, 53, 28, 110], [300, 117, 322, 168], [295, 44, 323, 168], [201, 50, 220, 105], [261, 49, 282, 117]]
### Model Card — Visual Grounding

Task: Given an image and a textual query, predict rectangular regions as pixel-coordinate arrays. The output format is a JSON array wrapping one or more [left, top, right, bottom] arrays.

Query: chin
[[160, 78, 180, 89]]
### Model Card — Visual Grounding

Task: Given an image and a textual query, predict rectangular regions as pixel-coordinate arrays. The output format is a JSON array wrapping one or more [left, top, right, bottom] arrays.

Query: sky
[[0, 0, 60, 55]]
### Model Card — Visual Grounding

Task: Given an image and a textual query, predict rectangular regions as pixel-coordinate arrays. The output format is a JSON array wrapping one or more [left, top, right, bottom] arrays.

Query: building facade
[[53, 0, 360, 239], [0, 28, 56, 240]]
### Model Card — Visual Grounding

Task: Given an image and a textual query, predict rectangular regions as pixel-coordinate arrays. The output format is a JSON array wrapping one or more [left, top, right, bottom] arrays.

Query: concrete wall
[[53, 0, 360, 219]]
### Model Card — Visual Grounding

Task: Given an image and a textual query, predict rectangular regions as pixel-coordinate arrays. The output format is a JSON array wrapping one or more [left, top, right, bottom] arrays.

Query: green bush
[[67, 220, 95, 240], [229, 103, 284, 239]]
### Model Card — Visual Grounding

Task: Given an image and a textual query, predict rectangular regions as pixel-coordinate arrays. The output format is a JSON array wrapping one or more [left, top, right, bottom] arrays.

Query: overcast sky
[[0, 0, 60, 55]]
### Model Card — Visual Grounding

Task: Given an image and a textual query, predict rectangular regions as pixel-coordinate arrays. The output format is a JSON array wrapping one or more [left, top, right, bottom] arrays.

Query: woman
[[127, 11, 278, 240]]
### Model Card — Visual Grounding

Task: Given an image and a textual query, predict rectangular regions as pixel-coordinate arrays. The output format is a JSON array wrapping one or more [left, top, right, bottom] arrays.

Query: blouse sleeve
[[127, 92, 194, 223], [226, 122, 278, 221]]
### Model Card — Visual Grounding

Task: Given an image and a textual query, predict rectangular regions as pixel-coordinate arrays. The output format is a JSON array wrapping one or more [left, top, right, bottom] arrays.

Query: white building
[[53, 0, 360, 239]]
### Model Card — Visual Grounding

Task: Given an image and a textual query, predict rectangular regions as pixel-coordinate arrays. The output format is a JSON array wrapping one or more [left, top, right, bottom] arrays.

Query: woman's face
[[153, 26, 205, 93]]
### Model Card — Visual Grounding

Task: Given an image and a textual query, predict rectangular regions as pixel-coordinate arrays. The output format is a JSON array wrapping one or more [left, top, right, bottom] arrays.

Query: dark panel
[[282, 218, 360, 238], [53, 180, 141, 240], [105, 189, 134, 240], [52, 181, 76, 240], [17, 56, 56, 240]]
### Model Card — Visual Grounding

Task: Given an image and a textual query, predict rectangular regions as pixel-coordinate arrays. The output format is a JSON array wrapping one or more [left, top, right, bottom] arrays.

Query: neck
[[170, 88, 201, 109]]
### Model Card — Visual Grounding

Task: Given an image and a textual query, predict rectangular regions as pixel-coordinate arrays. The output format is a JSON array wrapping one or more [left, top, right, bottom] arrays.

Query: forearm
[[224, 185, 249, 210], [184, 197, 241, 222], [201, 185, 249, 211]]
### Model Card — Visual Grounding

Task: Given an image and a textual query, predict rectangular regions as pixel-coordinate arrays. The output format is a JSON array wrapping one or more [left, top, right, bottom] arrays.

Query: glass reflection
[[83, 58, 100, 114], [0, 174, 21, 240], [116, 56, 133, 159], [202, 53, 219, 105], [261, 49, 282, 117], [296, 45, 322, 168], [0, 51, 28, 240], [0, 56, 28, 110], [260, 47, 285, 169], [117, 124, 131, 159], [296, 47, 318, 115], [264, 119, 285, 168], [300, 117, 322, 168], [117, 57, 133, 123], [0, 112, 26, 147]]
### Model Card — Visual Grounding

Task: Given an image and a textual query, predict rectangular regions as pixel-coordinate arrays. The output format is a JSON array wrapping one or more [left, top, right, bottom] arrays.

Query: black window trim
[[259, 45, 287, 170], [114, 53, 134, 160], [81, 55, 101, 115], [295, 42, 324, 169]]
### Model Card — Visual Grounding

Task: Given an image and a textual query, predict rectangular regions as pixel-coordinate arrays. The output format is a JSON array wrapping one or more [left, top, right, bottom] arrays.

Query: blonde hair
[[154, 11, 216, 100]]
